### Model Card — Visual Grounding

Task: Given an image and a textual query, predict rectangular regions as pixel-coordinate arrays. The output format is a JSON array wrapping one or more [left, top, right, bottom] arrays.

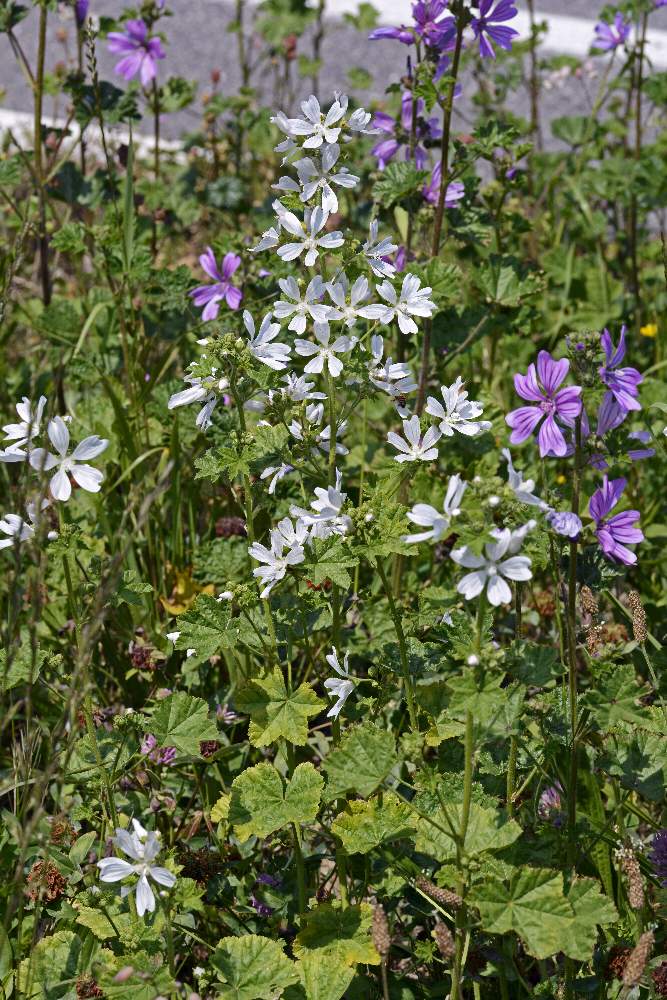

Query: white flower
[[404, 475, 467, 544], [97, 818, 176, 918], [249, 521, 306, 598], [273, 94, 348, 149], [166, 631, 181, 642], [280, 373, 327, 402], [450, 528, 532, 607], [273, 276, 331, 334], [494, 519, 537, 554], [0, 395, 47, 462], [502, 449, 548, 509], [295, 322, 356, 378], [277, 206, 344, 268], [425, 377, 491, 437], [0, 513, 34, 549], [365, 274, 437, 335], [244, 311, 291, 370], [251, 224, 281, 254], [168, 372, 229, 430], [387, 415, 441, 463], [290, 469, 351, 540], [367, 334, 417, 413], [288, 402, 348, 456], [293, 143, 359, 213], [361, 219, 397, 279], [323, 647, 355, 718], [29, 417, 108, 502], [347, 107, 378, 136], [260, 463, 294, 494], [326, 274, 374, 327]]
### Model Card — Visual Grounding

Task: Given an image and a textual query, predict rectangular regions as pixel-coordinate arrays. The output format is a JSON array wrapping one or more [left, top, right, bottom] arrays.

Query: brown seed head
[[622, 931, 654, 987], [416, 875, 463, 909], [372, 905, 391, 959], [26, 860, 66, 902], [628, 591, 647, 643], [433, 921, 455, 960]]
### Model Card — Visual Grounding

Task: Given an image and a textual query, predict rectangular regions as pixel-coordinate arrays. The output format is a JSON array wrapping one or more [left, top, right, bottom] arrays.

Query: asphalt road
[[1, 0, 665, 144]]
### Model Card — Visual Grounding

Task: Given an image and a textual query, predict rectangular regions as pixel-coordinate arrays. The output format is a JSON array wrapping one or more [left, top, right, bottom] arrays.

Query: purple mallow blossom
[[537, 783, 564, 826], [506, 350, 582, 458], [75, 0, 89, 27], [140, 734, 177, 765], [649, 829, 667, 887], [369, 0, 456, 49], [422, 162, 464, 206], [593, 13, 631, 51], [589, 476, 643, 565], [190, 248, 243, 321], [471, 0, 519, 59], [107, 19, 165, 87], [547, 511, 582, 539], [599, 326, 642, 413], [371, 92, 441, 170]]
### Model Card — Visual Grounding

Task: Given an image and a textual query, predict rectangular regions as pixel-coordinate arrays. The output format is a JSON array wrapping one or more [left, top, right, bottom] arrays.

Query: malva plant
[[0, 0, 666, 998]]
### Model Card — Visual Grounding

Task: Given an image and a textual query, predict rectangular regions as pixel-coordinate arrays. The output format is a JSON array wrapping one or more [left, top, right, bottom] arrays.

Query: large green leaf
[[323, 723, 398, 801], [211, 935, 299, 1000], [17, 930, 82, 999], [580, 665, 650, 730], [283, 953, 355, 1000], [235, 669, 324, 747], [0, 640, 46, 692], [229, 762, 323, 840], [414, 799, 521, 862], [332, 793, 415, 855], [294, 902, 380, 967], [150, 691, 219, 756], [173, 594, 259, 664]]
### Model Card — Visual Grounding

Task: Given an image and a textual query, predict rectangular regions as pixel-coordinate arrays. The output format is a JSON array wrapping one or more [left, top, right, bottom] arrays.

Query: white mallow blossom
[[97, 818, 176, 918], [280, 373, 327, 402], [288, 402, 348, 456], [295, 144, 359, 213], [324, 647, 355, 719], [273, 276, 331, 334], [244, 311, 291, 371], [326, 275, 375, 327], [290, 469, 351, 540], [362, 219, 397, 279], [503, 449, 548, 509], [273, 94, 348, 148], [0, 395, 47, 462], [295, 322, 357, 378], [450, 528, 533, 607], [277, 206, 344, 267], [364, 275, 437, 335], [0, 499, 53, 550], [368, 335, 417, 414], [168, 371, 229, 430], [260, 462, 294, 495], [388, 415, 441, 463], [425, 377, 491, 437], [249, 518, 306, 597], [403, 475, 467, 544], [29, 417, 108, 502]]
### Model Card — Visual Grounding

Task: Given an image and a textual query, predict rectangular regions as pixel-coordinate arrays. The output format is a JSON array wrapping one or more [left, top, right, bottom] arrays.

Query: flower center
[[539, 397, 556, 415]]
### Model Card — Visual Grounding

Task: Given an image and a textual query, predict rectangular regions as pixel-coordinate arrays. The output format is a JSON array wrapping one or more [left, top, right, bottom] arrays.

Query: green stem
[[451, 710, 474, 1000], [376, 558, 417, 731], [506, 736, 517, 817], [34, 1, 51, 305]]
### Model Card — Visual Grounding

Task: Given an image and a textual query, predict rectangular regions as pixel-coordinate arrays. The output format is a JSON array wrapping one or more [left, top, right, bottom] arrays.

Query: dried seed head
[[628, 591, 647, 643], [372, 905, 391, 959], [622, 931, 654, 987], [579, 585, 599, 617], [652, 960, 667, 997], [416, 875, 462, 909], [621, 852, 644, 910], [605, 945, 632, 981], [26, 860, 66, 902], [586, 623, 604, 656], [76, 978, 104, 998], [433, 921, 455, 960]]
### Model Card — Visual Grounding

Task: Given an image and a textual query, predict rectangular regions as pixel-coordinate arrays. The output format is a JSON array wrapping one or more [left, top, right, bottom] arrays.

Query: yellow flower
[[556, 474, 567, 485], [640, 323, 658, 338]]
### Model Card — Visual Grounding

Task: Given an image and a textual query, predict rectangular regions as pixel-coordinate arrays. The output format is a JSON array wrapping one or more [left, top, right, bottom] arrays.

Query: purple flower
[[371, 92, 441, 170], [589, 476, 643, 565], [593, 13, 631, 51], [75, 0, 89, 27], [547, 510, 582, 539], [141, 733, 177, 765], [190, 249, 243, 321], [141, 733, 157, 756], [422, 162, 464, 206], [649, 829, 667, 887], [369, 0, 456, 49], [506, 350, 582, 458], [599, 326, 642, 413], [256, 873, 282, 888], [107, 19, 166, 87], [249, 895, 273, 917], [471, 0, 519, 59], [537, 782, 564, 824]]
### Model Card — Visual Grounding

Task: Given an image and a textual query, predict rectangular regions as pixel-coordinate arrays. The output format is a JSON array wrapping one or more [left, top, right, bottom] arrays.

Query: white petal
[[50, 469, 71, 502], [457, 570, 486, 600], [149, 866, 176, 888], [47, 416, 70, 456], [71, 436, 109, 461], [97, 857, 135, 882], [71, 464, 104, 493], [486, 574, 511, 607], [135, 874, 155, 916]]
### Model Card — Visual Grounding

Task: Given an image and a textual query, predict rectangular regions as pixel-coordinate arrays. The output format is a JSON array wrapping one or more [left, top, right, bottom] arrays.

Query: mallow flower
[[29, 417, 109, 502], [372, 92, 441, 171], [426, 377, 491, 437], [97, 818, 176, 917], [326, 274, 374, 327], [598, 326, 642, 413], [0, 513, 34, 550], [276, 206, 344, 267], [273, 275, 331, 334], [369, 0, 455, 48], [589, 476, 643, 565], [294, 322, 356, 378], [294, 144, 360, 214], [593, 13, 631, 51], [362, 219, 398, 279], [403, 474, 466, 544], [190, 248, 242, 320], [168, 371, 229, 430], [506, 350, 582, 457], [450, 527, 533, 606], [502, 449, 548, 509], [363, 274, 437, 335], [471, 0, 519, 58], [244, 311, 291, 370], [388, 415, 441, 462], [0, 395, 47, 462], [248, 519, 306, 597], [290, 469, 351, 540], [107, 19, 165, 87], [323, 647, 355, 719], [423, 164, 465, 207], [273, 94, 347, 149]]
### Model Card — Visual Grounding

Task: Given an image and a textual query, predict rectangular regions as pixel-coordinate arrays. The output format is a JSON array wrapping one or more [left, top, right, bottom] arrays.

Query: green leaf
[[69, 831, 98, 866], [67, 731, 131, 779], [580, 664, 650, 730], [229, 761, 323, 840], [0, 640, 46, 692], [284, 952, 355, 1000], [294, 902, 380, 967], [372, 161, 428, 208], [561, 879, 618, 961], [446, 673, 525, 738], [211, 934, 299, 1000], [414, 800, 521, 862], [331, 792, 415, 854], [305, 537, 358, 589], [173, 594, 259, 664], [17, 930, 83, 998], [323, 723, 398, 801], [150, 691, 219, 756], [235, 669, 324, 747]]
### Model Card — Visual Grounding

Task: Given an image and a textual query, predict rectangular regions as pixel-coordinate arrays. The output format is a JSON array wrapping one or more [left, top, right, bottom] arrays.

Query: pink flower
[[506, 350, 582, 458], [107, 19, 165, 87], [190, 249, 243, 321]]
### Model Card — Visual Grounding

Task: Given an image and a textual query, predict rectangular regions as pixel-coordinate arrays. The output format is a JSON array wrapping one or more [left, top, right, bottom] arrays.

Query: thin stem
[[376, 557, 418, 731], [34, 1, 51, 305], [151, 79, 160, 259], [451, 710, 474, 1000]]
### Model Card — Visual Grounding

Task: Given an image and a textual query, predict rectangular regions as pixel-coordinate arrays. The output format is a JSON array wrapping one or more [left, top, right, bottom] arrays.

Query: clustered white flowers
[[0, 396, 109, 553]]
